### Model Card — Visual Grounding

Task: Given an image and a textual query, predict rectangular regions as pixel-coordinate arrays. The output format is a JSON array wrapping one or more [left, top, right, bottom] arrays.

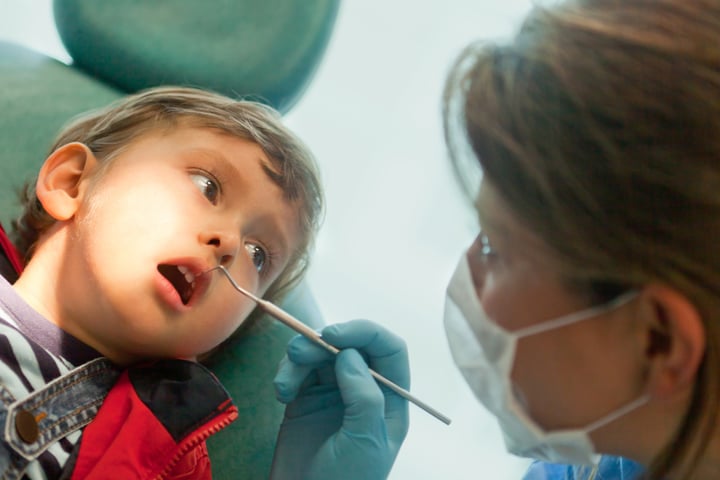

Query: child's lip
[[157, 258, 213, 309]]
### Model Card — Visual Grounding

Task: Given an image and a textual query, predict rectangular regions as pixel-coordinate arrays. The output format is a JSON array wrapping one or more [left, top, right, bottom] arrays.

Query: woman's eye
[[245, 243, 267, 272], [479, 233, 497, 261], [190, 173, 220, 205]]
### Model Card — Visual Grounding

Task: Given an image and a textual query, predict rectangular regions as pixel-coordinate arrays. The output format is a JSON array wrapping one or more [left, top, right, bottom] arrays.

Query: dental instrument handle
[[260, 295, 452, 425], [211, 266, 452, 426], [254, 296, 453, 426], [255, 298, 341, 354]]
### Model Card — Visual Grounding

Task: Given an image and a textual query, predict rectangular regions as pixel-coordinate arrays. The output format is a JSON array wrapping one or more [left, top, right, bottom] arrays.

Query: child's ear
[[638, 284, 705, 399], [36, 142, 98, 221]]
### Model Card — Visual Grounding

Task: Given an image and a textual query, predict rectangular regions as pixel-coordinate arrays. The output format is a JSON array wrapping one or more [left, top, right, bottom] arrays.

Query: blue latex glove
[[270, 319, 410, 480]]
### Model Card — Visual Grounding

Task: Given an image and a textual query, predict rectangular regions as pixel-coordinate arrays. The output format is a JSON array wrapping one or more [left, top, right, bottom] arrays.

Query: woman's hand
[[270, 319, 410, 480]]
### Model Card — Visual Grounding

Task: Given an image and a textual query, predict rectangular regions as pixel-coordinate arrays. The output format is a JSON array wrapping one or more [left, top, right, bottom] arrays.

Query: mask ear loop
[[513, 291, 640, 339], [204, 265, 453, 426], [511, 290, 649, 434], [583, 395, 650, 433]]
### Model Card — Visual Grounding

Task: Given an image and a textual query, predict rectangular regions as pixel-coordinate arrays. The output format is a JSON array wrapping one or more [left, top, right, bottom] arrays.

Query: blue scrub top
[[522, 456, 645, 480]]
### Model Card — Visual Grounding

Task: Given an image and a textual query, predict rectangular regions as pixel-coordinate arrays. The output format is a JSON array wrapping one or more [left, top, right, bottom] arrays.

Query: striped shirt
[[0, 276, 101, 479]]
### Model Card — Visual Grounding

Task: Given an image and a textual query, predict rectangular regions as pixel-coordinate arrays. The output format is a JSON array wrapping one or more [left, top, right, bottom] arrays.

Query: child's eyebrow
[[188, 147, 237, 179], [188, 146, 260, 194]]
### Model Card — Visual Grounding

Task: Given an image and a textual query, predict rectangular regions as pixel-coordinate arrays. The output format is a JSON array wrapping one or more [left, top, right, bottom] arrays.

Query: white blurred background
[[0, 1, 535, 478]]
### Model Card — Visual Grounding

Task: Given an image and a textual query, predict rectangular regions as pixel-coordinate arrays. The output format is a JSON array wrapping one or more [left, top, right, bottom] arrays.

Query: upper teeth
[[177, 265, 196, 285]]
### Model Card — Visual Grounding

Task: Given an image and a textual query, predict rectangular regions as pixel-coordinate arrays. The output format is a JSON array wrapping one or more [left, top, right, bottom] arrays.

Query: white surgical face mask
[[443, 253, 648, 465]]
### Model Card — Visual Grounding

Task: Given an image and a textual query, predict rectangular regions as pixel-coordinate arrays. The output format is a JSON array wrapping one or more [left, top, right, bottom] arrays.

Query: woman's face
[[468, 180, 645, 432]]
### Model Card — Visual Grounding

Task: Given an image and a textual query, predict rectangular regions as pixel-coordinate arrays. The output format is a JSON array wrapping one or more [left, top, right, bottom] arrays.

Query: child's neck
[[13, 225, 81, 342]]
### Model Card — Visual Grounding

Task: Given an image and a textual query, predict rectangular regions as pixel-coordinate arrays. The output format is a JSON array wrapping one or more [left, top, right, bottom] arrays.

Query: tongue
[[158, 264, 192, 304]]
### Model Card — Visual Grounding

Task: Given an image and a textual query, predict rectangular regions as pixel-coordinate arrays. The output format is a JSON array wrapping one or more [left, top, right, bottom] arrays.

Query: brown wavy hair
[[443, 0, 720, 478]]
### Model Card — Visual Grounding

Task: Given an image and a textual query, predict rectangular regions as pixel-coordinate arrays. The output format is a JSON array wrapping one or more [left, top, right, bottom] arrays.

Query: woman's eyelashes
[[190, 170, 221, 205], [478, 232, 499, 263]]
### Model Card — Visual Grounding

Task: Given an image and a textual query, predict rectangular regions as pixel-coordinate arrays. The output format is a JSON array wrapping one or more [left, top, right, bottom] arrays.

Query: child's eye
[[190, 172, 220, 205], [245, 243, 268, 273]]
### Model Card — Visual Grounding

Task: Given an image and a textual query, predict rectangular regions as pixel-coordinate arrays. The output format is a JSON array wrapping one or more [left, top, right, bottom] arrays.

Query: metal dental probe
[[206, 265, 452, 426]]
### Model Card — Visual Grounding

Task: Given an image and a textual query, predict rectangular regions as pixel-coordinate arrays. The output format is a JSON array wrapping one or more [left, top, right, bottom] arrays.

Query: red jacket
[[0, 224, 22, 282], [70, 360, 238, 480], [0, 226, 238, 479]]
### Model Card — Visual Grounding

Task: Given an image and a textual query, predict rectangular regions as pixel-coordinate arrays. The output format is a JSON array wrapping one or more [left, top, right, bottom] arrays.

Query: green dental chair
[[0, 1, 338, 477]]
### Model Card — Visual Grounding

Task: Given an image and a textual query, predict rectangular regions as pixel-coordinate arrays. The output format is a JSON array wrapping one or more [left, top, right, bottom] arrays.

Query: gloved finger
[[273, 355, 316, 403], [382, 389, 410, 449], [286, 334, 340, 386], [335, 349, 409, 448], [274, 352, 341, 403], [322, 320, 410, 389], [286, 334, 336, 365], [333, 349, 386, 437], [283, 384, 344, 419]]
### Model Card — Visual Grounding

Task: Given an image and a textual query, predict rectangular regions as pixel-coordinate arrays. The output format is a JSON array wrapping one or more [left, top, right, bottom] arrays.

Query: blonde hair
[[14, 86, 324, 340], [443, 0, 720, 478]]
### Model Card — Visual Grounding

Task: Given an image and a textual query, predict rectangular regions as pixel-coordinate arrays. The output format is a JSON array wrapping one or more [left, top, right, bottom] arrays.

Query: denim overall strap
[[3, 357, 120, 462]]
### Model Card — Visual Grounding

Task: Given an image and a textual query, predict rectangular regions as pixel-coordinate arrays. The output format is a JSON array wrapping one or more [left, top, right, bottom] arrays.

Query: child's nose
[[202, 231, 239, 267]]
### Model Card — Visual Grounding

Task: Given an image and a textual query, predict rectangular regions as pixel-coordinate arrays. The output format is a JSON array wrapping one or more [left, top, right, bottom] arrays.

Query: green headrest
[[53, 0, 341, 113], [0, 41, 122, 227]]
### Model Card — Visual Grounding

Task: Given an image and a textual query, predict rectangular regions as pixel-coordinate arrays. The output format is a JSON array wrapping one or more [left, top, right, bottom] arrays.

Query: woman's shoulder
[[522, 456, 645, 480], [522, 460, 576, 480]]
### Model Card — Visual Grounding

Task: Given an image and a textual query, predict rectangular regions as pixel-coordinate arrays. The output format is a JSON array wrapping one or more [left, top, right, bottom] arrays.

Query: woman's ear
[[639, 284, 705, 399], [35, 142, 98, 221]]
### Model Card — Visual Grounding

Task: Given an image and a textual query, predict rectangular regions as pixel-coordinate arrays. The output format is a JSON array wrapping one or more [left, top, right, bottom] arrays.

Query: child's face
[[41, 127, 302, 364]]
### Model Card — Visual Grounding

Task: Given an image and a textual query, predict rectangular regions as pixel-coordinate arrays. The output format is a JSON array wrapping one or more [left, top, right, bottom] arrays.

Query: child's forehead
[[108, 119, 315, 234], [135, 118, 306, 189], [127, 125, 300, 206], [134, 120, 250, 144], [102, 123, 306, 223], [122, 124, 261, 160]]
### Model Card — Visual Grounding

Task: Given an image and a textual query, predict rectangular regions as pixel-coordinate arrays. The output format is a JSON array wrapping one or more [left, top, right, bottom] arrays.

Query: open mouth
[[158, 264, 197, 305]]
